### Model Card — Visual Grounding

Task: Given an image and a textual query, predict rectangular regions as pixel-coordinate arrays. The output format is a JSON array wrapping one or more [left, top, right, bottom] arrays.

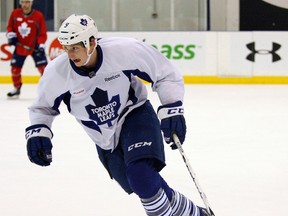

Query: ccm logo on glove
[[158, 106, 184, 120], [168, 107, 184, 115], [157, 101, 187, 149], [25, 126, 52, 140], [25, 124, 53, 166]]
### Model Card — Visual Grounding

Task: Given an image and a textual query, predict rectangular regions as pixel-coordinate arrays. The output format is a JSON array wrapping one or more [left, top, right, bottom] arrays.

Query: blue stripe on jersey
[[123, 69, 152, 104], [123, 69, 154, 84], [52, 91, 71, 113], [81, 120, 101, 133], [128, 85, 138, 104]]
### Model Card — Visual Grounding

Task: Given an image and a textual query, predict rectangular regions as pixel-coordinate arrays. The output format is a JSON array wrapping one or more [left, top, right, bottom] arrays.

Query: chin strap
[[83, 45, 96, 66]]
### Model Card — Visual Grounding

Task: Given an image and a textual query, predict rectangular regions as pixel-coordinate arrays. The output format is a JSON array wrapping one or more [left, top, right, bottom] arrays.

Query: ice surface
[[1, 84, 288, 216]]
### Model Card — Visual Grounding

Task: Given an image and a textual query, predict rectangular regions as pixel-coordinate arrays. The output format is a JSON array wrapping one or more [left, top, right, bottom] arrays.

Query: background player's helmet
[[58, 14, 98, 49], [19, 0, 33, 4]]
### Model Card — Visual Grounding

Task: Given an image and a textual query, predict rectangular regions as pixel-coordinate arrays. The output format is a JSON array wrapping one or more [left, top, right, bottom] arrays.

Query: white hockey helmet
[[58, 14, 98, 49], [19, 0, 33, 4]]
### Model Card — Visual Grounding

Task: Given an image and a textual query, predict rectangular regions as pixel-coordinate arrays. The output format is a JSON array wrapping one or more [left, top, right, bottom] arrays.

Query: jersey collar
[[70, 45, 103, 78]]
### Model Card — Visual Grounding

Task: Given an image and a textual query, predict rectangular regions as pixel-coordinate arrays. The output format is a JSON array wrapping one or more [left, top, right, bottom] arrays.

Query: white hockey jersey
[[28, 37, 184, 150]]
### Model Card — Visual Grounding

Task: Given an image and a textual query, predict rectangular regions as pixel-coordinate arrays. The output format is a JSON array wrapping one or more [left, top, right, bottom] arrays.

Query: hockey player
[[6, 0, 48, 98], [25, 14, 209, 216]]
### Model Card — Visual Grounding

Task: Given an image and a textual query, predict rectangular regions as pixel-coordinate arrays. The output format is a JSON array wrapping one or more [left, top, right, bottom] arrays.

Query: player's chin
[[73, 59, 83, 67]]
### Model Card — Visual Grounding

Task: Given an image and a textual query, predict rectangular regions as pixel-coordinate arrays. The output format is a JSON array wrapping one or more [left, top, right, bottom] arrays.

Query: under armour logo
[[246, 42, 281, 62]]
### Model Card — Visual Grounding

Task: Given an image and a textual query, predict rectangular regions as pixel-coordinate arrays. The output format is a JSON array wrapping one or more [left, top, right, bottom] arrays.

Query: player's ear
[[89, 37, 95, 46]]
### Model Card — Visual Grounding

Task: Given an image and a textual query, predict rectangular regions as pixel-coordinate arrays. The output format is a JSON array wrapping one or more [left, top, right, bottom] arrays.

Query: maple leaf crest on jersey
[[18, 22, 31, 38], [85, 88, 121, 127]]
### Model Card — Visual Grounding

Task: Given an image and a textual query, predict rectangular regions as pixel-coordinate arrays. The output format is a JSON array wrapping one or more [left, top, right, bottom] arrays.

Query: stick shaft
[[172, 134, 215, 216], [17, 43, 32, 50]]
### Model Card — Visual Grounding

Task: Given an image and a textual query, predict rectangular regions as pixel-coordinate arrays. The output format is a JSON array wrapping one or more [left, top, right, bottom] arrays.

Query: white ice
[[1, 84, 288, 216]]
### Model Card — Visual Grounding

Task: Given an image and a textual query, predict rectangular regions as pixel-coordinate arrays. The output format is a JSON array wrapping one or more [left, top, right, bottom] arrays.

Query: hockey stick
[[17, 43, 32, 51], [172, 133, 215, 216]]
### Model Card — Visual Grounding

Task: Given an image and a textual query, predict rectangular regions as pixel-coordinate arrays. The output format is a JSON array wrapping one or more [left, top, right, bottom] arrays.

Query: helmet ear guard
[[58, 14, 98, 49]]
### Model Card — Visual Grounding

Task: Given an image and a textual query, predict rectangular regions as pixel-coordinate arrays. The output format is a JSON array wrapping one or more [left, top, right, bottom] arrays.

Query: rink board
[[1, 31, 288, 84]]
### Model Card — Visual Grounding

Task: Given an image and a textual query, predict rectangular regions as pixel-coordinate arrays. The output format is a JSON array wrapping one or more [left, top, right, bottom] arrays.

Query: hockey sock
[[141, 188, 172, 216], [126, 159, 161, 199], [11, 66, 22, 88], [126, 159, 173, 215], [170, 190, 201, 216]]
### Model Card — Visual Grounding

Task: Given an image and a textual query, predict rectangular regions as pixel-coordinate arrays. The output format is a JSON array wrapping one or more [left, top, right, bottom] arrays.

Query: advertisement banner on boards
[[1, 31, 288, 83], [0, 31, 210, 76]]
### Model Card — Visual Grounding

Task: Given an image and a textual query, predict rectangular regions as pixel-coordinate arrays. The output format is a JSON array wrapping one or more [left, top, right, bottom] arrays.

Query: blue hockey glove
[[157, 101, 186, 150], [25, 124, 53, 166], [35, 44, 46, 56], [6, 32, 17, 46]]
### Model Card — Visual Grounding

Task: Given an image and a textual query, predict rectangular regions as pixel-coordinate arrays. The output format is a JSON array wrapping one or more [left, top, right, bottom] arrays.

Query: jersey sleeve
[[27, 56, 67, 128], [133, 40, 184, 105], [28, 77, 60, 128], [36, 11, 47, 44], [6, 10, 16, 33]]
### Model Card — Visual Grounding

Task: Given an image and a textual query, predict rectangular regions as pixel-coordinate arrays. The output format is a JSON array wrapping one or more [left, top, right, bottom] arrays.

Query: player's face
[[20, 0, 33, 15], [63, 44, 88, 67]]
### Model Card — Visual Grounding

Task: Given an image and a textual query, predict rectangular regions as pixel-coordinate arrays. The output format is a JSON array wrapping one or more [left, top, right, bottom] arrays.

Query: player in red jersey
[[6, 0, 48, 98]]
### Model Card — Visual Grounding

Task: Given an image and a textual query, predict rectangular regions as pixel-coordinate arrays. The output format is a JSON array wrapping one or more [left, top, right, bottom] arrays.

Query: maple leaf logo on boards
[[85, 88, 121, 127], [18, 22, 31, 38]]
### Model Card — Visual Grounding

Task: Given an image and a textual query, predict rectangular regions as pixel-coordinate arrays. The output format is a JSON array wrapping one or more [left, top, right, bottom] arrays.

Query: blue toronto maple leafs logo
[[85, 88, 121, 127], [80, 18, 88, 26]]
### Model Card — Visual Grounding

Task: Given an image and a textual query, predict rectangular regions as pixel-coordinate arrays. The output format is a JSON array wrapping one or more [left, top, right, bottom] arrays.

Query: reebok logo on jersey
[[104, 74, 120, 82], [128, 141, 152, 151]]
